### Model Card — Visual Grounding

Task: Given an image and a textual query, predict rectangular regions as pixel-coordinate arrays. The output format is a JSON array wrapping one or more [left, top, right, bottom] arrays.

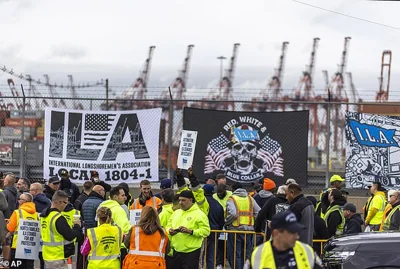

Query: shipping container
[[10, 110, 44, 119], [0, 127, 36, 136], [0, 111, 10, 126], [5, 118, 41, 128]]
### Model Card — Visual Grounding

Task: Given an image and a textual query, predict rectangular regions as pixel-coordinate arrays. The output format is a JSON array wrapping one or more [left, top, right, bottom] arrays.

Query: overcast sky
[[0, 0, 399, 101]]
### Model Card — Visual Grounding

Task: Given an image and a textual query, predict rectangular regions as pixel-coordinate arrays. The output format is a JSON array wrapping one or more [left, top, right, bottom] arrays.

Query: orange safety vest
[[130, 197, 161, 210], [123, 226, 168, 269], [229, 195, 254, 227]]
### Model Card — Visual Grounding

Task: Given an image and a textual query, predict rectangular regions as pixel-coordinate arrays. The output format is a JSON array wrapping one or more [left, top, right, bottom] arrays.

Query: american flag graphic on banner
[[83, 113, 117, 149], [204, 134, 231, 174], [258, 136, 284, 176]]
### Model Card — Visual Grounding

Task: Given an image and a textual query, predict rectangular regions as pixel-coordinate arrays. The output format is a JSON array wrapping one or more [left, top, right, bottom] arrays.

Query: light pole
[[217, 56, 226, 95]]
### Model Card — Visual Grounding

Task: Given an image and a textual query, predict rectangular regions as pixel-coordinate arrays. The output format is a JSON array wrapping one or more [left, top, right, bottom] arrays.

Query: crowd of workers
[[0, 167, 398, 269]]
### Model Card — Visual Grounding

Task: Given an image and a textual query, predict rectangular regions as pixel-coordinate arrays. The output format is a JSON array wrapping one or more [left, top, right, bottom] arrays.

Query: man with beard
[[58, 169, 80, 204], [324, 189, 347, 237], [89, 171, 111, 192], [130, 179, 162, 211]]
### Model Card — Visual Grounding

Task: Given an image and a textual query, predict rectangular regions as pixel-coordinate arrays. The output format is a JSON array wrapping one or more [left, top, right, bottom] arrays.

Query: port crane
[[375, 50, 392, 102]]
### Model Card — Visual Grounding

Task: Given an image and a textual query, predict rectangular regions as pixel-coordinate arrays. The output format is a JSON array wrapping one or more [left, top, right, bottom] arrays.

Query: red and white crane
[[375, 50, 392, 102]]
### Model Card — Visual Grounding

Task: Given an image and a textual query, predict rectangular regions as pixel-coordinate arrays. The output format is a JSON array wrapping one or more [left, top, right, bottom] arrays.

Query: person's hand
[[175, 168, 182, 176], [364, 220, 369, 227], [188, 166, 194, 177], [179, 226, 193, 234], [73, 219, 82, 227], [5, 232, 11, 239], [169, 228, 178, 236]]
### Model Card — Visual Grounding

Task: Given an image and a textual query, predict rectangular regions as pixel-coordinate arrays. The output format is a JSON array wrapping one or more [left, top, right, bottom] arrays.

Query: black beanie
[[179, 190, 195, 200]]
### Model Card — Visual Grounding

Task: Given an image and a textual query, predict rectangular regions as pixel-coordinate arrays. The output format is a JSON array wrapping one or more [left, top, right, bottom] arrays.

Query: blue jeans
[[205, 232, 219, 269], [227, 232, 253, 269]]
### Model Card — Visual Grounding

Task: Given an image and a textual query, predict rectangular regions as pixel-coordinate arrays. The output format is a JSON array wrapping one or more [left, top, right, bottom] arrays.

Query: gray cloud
[[51, 45, 87, 60]]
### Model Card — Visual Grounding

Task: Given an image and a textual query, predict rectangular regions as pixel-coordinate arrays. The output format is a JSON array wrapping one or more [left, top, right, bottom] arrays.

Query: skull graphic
[[231, 141, 258, 174]]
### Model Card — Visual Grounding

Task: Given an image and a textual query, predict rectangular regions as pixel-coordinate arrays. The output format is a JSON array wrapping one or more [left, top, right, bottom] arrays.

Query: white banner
[[15, 219, 40, 260], [44, 108, 161, 184], [177, 130, 198, 169], [129, 209, 141, 225]]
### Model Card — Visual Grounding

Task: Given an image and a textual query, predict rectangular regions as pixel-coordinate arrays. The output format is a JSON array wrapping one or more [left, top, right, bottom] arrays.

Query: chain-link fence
[[0, 84, 392, 191]]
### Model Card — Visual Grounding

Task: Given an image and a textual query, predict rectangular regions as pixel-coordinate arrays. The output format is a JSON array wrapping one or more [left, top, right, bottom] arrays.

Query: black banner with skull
[[183, 108, 309, 186]]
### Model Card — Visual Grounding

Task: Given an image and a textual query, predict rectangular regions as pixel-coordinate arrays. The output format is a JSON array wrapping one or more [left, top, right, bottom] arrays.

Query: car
[[323, 232, 400, 269]]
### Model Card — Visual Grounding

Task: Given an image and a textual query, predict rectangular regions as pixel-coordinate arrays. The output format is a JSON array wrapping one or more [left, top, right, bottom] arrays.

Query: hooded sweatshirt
[[253, 190, 274, 209], [33, 193, 51, 214], [344, 213, 363, 235], [98, 199, 131, 234], [59, 178, 80, 204], [225, 188, 260, 231], [3, 185, 17, 218], [159, 203, 174, 228], [366, 191, 387, 225], [43, 185, 55, 200]]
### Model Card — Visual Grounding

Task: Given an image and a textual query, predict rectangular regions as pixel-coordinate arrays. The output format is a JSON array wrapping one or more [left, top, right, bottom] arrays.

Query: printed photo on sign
[[44, 108, 161, 184], [183, 108, 309, 185], [345, 112, 400, 189]]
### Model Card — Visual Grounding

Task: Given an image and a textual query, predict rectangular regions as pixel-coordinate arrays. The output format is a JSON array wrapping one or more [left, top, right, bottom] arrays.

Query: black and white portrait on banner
[[44, 108, 161, 184], [345, 112, 400, 189], [183, 108, 309, 185]]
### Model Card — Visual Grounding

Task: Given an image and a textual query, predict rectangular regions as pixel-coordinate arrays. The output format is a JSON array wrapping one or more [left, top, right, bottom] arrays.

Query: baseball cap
[[48, 176, 60, 184], [270, 211, 305, 234], [160, 178, 172, 189], [330, 174, 345, 183], [342, 203, 356, 213], [59, 169, 69, 178], [285, 178, 297, 185], [202, 184, 214, 195], [263, 178, 276, 191], [91, 171, 99, 177]]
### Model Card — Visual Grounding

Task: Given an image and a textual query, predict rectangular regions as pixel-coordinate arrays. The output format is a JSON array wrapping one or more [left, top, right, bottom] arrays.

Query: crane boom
[[376, 50, 392, 102], [267, 41, 289, 101], [43, 74, 58, 107], [171, 45, 195, 100], [219, 43, 240, 100]]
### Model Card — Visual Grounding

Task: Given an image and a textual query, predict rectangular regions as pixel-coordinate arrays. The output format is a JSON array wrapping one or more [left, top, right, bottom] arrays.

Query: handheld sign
[[130, 209, 142, 225], [15, 219, 41, 260], [177, 130, 198, 169]]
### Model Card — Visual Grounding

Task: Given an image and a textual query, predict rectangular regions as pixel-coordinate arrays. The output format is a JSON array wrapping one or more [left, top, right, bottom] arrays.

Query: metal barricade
[[201, 229, 265, 269], [313, 239, 328, 256]]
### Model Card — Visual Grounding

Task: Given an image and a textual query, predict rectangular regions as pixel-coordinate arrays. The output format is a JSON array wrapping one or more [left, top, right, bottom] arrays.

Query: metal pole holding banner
[[167, 87, 174, 179], [325, 90, 331, 188], [20, 84, 26, 178]]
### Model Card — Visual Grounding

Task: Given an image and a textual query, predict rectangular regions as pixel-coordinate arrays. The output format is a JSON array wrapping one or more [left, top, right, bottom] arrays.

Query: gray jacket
[[3, 186, 17, 219], [225, 188, 260, 231], [0, 192, 8, 242]]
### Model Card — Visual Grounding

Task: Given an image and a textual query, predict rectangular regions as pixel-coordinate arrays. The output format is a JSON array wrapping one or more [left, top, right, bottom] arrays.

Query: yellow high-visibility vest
[[229, 195, 254, 227], [11, 209, 39, 248], [324, 205, 345, 236], [41, 211, 68, 261]]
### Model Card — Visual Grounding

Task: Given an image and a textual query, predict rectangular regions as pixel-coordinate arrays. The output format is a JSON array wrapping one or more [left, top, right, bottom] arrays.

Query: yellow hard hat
[[330, 174, 344, 183]]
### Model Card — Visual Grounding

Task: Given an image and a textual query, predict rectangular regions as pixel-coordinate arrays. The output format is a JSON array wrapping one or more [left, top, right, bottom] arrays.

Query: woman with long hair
[[81, 207, 122, 269], [123, 206, 169, 269]]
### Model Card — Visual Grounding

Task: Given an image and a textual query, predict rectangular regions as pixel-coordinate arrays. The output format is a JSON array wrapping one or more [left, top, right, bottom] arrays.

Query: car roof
[[331, 232, 400, 246]]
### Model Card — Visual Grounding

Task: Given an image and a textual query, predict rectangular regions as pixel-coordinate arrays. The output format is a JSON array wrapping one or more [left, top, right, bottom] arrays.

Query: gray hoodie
[[225, 188, 260, 231]]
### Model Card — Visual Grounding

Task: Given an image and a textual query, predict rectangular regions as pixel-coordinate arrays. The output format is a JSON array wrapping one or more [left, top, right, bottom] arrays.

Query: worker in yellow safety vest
[[6, 193, 38, 269], [248, 211, 323, 269], [324, 189, 346, 237], [40, 190, 83, 269], [225, 182, 260, 269], [80, 207, 122, 269], [365, 181, 387, 231], [382, 191, 400, 231], [318, 175, 345, 218]]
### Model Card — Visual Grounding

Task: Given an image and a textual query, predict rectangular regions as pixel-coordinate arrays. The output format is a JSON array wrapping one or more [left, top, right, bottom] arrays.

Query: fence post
[[105, 79, 109, 111], [167, 87, 174, 179], [20, 85, 26, 178], [325, 93, 331, 188]]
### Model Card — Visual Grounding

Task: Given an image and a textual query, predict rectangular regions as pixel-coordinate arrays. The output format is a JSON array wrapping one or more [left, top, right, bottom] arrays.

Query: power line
[[292, 0, 400, 31]]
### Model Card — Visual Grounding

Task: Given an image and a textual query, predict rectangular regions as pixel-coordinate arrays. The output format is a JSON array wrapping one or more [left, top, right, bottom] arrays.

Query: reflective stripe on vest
[[133, 197, 157, 209], [88, 226, 122, 260], [42, 212, 68, 246], [128, 226, 165, 257], [229, 195, 254, 226], [324, 205, 345, 236], [251, 240, 314, 269], [383, 204, 400, 231], [63, 209, 80, 244]]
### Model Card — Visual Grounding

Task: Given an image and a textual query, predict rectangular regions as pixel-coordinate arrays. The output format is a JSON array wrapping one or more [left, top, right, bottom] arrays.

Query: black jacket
[[74, 192, 89, 211], [59, 179, 80, 204], [255, 194, 289, 234], [313, 214, 329, 256], [3, 186, 17, 218], [253, 190, 274, 209], [205, 194, 225, 230], [326, 198, 347, 238], [33, 193, 51, 214], [90, 178, 111, 192], [43, 185, 55, 200], [344, 213, 363, 235], [40, 207, 83, 258], [289, 194, 314, 245]]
